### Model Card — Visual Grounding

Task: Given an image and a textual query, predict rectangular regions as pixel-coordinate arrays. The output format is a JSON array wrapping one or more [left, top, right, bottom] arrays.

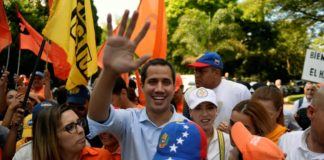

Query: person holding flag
[[43, 0, 97, 90], [87, 10, 187, 160]]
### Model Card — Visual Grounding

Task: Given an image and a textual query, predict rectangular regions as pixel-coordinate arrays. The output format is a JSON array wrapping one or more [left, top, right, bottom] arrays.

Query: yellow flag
[[43, 0, 97, 90]]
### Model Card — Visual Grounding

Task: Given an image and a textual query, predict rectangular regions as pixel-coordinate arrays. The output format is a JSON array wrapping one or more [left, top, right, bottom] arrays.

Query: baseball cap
[[231, 122, 285, 160], [66, 85, 90, 105], [32, 101, 57, 122], [21, 101, 57, 138], [185, 87, 218, 109], [175, 74, 183, 92], [22, 114, 33, 138], [153, 121, 207, 160], [188, 52, 223, 69], [30, 71, 44, 78]]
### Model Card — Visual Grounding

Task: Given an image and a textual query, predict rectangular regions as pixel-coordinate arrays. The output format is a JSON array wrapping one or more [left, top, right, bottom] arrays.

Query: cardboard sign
[[302, 49, 324, 83]]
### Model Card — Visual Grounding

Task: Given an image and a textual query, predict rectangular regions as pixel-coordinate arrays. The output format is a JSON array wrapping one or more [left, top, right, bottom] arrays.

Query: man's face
[[194, 67, 219, 89], [69, 101, 88, 118], [32, 76, 43, 89], [304, 83, 316, 100], [142, 65, 175, 114], [309, 100, 324, 147]]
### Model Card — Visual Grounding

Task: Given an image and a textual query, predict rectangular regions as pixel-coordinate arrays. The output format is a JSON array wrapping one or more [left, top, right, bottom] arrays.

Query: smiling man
[[188, 52, 251, 131], [87, 10, 186, 160]]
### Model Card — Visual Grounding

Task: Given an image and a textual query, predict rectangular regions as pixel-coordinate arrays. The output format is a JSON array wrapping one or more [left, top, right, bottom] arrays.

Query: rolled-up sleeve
[[87, 105, 130, 140]]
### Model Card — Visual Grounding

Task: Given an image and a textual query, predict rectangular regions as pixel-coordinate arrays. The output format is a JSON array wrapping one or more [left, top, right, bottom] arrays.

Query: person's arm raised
[[88, 10, 150, 122]]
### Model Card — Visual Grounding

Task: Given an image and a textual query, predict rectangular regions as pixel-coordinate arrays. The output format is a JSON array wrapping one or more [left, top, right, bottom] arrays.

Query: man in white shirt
[[285, 82, 317, 130], [188, 52, 251, 131], [279, 87, 324, 159]]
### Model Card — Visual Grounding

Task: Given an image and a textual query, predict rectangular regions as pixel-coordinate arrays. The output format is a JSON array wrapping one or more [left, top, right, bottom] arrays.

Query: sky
[[93, 0, 140, 27]]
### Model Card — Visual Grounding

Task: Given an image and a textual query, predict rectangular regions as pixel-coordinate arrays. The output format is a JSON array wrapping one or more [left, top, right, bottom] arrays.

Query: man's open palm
[[103, 10, 151, 74]]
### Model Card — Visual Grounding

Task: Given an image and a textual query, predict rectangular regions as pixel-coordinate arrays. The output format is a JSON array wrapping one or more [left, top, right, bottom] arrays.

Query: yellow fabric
[[16, 137, 30, 151], [43, 0, 97, 90], [22, 114, 32, 138], [265, 124, 287, 144], [216, 129, 225, 160]]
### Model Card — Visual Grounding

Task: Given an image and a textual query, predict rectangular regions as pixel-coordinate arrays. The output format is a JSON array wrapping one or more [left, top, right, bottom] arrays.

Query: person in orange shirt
[[99, 132, 121, 160], [31, 104, 112, 160], [112, 77, 142, 109], [30, 70, 52, 101], [251, 86, 288, 143], [172, 74, 184, 113]]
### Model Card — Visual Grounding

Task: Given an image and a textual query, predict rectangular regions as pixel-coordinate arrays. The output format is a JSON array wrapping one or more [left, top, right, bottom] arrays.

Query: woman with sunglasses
[[32, 104, 112, 160]]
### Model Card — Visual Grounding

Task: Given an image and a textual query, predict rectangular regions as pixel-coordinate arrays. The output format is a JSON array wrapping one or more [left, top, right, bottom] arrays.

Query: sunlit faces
[[190, 102, 217, 132], [194, 67, 218, 89], [304, 83, 316, 100], [58, 110, 85, 153], [6, 90, 17, 106], [309, 104, 324, 147], [142, 65, 175, 114], [256, 100, 280, 128], [230, 111, 256, 135], [32, 76, 43, 89]]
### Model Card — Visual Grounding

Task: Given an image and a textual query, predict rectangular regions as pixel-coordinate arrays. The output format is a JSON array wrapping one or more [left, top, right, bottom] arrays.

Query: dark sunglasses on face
[[63, 118, 86, 134]]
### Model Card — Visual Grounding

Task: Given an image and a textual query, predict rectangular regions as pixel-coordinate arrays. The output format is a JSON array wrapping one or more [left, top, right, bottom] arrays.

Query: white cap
[[185, 87, 218, 109]]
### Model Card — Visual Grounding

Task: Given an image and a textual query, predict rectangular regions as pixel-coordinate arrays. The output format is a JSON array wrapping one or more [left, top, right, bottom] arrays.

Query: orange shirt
[[80, 147, 112, 160], [265, 124, 288, 144], [102, 146, 121, 160], [176, 99, 184, 114], [31, 85, 46, 100]]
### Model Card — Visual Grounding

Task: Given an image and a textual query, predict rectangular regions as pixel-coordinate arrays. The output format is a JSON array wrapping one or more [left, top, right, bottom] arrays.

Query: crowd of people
[[0, 10, 323, 160]]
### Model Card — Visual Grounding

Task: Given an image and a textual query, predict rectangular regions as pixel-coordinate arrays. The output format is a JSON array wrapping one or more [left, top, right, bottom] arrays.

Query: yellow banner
[[43, 0, 97, 90]]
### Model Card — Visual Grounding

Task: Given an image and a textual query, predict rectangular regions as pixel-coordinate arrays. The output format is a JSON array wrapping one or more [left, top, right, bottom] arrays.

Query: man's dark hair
[[129, 78, 137, 89], [113, 77, 127, 95], [54, 85, 67, 105], [140, 58, 176, 85]]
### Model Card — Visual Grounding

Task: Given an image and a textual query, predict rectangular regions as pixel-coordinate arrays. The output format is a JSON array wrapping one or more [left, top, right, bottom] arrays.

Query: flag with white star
[[153, 121, 207, 160]]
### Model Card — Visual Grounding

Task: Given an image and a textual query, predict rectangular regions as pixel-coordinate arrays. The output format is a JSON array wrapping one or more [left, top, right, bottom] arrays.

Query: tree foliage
[[166, 0, 322, 83]]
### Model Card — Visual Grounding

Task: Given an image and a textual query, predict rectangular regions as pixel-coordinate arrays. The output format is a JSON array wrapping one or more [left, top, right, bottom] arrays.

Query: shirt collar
[[139, 105, 177, 127], [210, 128, 219, 144], [80, 147, 99, 157], [299, 128, 310, 151]]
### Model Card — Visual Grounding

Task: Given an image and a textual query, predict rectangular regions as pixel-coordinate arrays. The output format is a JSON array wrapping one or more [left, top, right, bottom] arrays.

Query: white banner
[[302, 49, 324, 83]]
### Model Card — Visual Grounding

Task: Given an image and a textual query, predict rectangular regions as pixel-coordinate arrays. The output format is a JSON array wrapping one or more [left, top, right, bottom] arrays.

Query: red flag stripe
[[0, 0, 12, 53]]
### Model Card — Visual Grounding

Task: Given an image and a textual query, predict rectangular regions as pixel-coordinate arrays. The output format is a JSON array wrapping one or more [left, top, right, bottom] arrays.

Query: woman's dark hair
[[251, 86, 285, 125], [232, 100, 273, 136], [32, 104, 74, 160]]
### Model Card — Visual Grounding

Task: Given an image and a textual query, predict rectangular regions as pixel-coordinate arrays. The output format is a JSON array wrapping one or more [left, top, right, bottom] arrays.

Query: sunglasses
[[62, 118, 86, 134]]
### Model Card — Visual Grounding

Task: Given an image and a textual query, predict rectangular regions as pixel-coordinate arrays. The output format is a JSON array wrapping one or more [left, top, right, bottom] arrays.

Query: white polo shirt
[[278, 128, 324, 160], [212, 79, 251, 127]]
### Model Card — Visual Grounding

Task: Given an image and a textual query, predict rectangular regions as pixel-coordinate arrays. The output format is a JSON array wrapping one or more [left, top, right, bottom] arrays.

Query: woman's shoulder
[[81, 147, 113, 160]]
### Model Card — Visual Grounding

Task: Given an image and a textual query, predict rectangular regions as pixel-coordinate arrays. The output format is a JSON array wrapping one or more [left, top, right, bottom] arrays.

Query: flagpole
[[5, 46, 10, 71], [21, 38, 46, 112], [45, 40, 49, 70], [16, 50, 21, 75]]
